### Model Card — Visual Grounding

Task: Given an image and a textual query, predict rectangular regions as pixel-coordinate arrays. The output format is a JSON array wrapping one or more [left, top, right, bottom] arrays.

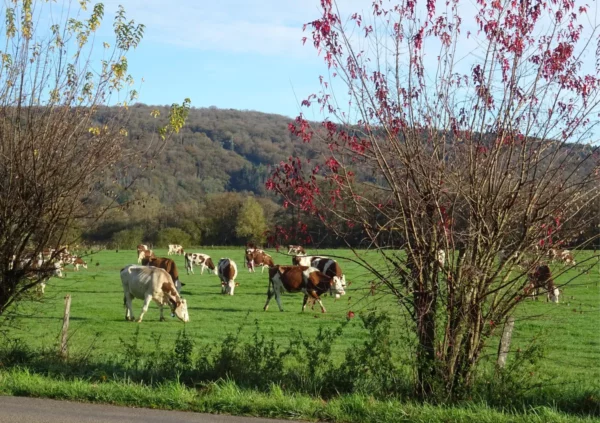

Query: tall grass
[[0, 312, 598, 418]]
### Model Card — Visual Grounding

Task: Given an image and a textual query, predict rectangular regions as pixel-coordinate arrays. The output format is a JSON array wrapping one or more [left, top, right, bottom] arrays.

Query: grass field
[[3, 247, 600, 418]]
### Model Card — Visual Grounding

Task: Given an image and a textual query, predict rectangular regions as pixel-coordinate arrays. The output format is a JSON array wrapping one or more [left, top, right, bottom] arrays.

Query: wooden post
[[497, 316, 515, 369], [60, 294, 71, 360]]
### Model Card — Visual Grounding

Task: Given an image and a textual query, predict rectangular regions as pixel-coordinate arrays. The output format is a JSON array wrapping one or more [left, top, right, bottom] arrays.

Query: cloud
[[96, 0, 328, 59]]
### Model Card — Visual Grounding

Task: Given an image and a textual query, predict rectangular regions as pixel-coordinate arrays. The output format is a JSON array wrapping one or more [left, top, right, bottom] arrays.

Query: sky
[[92, 0, 350, 119]]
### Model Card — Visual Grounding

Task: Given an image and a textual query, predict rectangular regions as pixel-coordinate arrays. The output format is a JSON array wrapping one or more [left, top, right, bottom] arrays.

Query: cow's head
[[173, 298, 190, 322], [333, 274, 347, 295], [205, 257, 216, 272]]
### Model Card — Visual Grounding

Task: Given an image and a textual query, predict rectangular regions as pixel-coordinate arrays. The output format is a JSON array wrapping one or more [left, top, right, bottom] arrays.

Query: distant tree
[[0, 1, 190, 318], [236, 197, 267, 243], [112, 228, 145, 250], [154, 228, 192, 249]]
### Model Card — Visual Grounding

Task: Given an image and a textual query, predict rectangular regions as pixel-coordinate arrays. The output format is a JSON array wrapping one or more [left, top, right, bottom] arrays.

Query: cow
[[36, 261, 64, 294], [292, 255, 327, 267], [217, 258, 238, 295], [120, 265, 189, 323], [525, 264, 560, 303], [287, 245, 306, 255], [185, 252, 216, 275], [138, 249, 155, 264], [245, 249, 274, 273], [62, 255, 87, 271], [168, 244, 184, 256], [263, 265, 345, 313], [142, 256, 185, 293], [137, 244, 149, 254], [311, 258, 347, 294], [559, 250, 576, 265]]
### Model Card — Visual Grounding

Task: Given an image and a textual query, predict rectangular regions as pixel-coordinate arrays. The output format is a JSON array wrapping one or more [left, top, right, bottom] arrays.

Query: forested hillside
[[80, 104, 598, 249], [83, 105, 309, 247]]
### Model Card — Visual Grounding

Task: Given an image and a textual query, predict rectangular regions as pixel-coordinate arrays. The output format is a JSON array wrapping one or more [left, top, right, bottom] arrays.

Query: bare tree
[[268, 0, 600, 396], [0, 1, 190, 317]]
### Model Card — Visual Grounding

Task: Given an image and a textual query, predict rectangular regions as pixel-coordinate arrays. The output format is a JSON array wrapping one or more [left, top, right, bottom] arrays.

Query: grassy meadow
[[2, 247, 599, 421]]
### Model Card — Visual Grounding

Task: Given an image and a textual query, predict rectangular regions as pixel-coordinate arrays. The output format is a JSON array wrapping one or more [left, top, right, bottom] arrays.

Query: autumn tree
[[268, 0, 600, 397], [236, 197, 268, 244], [0, 0, 190, 317]]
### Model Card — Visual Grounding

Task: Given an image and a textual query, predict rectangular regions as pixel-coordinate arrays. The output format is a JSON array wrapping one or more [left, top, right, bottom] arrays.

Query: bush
[[153, 227, 192, 248], [111, 227, 145, 249]]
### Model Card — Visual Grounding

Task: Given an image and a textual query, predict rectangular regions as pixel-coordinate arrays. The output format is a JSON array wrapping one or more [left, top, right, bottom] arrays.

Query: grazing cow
[[72, 257, 88, 271], [245, 249, 274, 273], [120, 265, 189, 323], [36, 261, 64, 294], [264, 265, 345, 313], [168, 244, 184, 256], [138, 249, 155, 264], [62, 255, 87, 271], [559, 250, 576, 265], [311, 258, 347, 294], [142, 256, 184, 293], [217, 258, 238, 295], [287, 245, 306, 255], [184, 252, 216, 275], [525, 265, 559, 303]]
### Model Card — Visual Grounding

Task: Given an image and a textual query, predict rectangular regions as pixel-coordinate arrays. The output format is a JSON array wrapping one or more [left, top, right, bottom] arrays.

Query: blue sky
[[93, 0, 356, 119]]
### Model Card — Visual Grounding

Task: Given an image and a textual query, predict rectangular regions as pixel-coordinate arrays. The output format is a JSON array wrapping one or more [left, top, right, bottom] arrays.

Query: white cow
[[38, 261, 64, 294], [120, 265, 189, 323]]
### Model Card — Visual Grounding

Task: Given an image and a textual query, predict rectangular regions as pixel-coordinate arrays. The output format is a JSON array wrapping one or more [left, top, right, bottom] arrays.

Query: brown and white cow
[[120, 265, 189, 323], [525, 264, 560, 303], [142, 256, 184, 293], [292, 255, 327, 267], [138, 249, 155, 264], [287, 245, 306, 255], [184, 252, 216, 275], [217, 258, 238, 295], [311, 258, 347, 295], [264, 265, 345, 313], [72, 257, 88, 271], [245, 249, 274, 273], [168, 244, 184, 256], [137, 244, 149, 255]]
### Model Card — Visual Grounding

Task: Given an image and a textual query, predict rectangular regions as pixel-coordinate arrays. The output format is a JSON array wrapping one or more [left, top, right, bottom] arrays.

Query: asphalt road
[[0, 396, 298, 423]]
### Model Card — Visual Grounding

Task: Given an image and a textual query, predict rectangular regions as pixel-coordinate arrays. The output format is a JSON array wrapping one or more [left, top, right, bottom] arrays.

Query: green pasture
[[5, 248, 600, 391]]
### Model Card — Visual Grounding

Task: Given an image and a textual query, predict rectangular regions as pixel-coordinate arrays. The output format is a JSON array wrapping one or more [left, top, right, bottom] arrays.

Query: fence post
[[497, 315, 515, 369], [60, 294, 71, 360]]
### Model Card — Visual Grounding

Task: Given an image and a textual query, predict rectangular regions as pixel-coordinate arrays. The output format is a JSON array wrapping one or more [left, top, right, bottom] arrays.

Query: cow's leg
[[137, 294, 152, 323], [264, 290, 273, 311], [124, 293, 134, 321], [261, 265, 266, 274], [307, 292, 325, 313], [274, 286, 284, 312], [200, 264, 205, 275], [159, 304, 166, 321], [302, 294, 309, 312]]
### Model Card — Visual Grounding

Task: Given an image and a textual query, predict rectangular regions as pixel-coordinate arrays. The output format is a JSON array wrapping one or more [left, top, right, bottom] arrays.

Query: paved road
[[0, 396, 298, 423]]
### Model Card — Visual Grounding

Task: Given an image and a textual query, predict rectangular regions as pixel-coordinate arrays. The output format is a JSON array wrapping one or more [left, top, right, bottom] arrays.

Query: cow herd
[[25, 243, 572, 324], [123, 244, 349, 322]]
